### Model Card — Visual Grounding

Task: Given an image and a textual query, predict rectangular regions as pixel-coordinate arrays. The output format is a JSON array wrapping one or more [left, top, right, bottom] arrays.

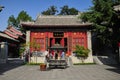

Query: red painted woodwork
[[52, 38, 55, 46], [4, 30, 18, 39], [60, 38, 64, 47], [64, 32, 68, 37], [9, 27, 23, 36], [30, 32, 46, 52], [30, 31, 88, 55], [71, 32, 87, 51], [118, 42, 120, 47]]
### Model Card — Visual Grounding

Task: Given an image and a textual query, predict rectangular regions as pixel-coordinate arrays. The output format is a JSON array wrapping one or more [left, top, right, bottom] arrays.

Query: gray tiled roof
[[0, 32, 19, 42], [35, 15, 90, 26], [21, 15, 91, 26]]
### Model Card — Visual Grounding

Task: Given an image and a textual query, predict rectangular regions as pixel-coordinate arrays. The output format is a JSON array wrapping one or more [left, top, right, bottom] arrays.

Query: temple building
[[21, 15, 93, 63]]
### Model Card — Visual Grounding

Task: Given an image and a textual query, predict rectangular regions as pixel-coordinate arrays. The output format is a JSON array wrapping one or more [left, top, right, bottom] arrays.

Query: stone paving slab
[[0, 64, 120, 80]]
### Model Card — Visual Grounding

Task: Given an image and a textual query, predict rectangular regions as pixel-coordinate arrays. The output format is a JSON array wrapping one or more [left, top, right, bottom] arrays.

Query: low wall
[[30, 56, 45, 63], [71, 52, 93, 63], [30, 52, 93, 64]]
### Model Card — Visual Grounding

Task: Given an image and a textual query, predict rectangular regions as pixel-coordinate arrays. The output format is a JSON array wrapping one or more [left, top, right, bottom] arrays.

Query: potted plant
[[40, 63, 46, 71], [74, 45, 90, 63]]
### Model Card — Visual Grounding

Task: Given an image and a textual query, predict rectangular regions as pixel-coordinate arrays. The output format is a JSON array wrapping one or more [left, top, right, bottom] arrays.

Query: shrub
[[74, 45, 90, 63]]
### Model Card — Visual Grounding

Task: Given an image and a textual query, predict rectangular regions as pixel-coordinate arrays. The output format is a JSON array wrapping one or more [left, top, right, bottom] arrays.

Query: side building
[[0, 26, 25, 63]]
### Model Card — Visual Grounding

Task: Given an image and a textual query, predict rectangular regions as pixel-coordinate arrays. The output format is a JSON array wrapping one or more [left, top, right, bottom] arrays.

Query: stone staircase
[[93, 56, 117, 65], [7, 58, 24, 64]]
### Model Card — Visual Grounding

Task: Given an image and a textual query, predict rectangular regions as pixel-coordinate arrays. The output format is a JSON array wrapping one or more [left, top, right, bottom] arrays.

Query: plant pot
[[40, 64, 46, 71]]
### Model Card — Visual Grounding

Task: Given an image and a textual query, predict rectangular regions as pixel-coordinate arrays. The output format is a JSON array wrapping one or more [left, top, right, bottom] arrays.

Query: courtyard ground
[[0, 58, 120, 80]]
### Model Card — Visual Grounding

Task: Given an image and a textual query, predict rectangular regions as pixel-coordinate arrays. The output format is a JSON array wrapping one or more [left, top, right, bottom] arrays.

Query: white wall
[[26, 30, 30, 50]]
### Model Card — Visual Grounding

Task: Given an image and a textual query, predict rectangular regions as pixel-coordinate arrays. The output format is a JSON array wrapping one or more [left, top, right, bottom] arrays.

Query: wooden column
[[68, 32, 72, 55], [45, 32, 48, 50], [61, 38, 64, 47], [52, 38, 55, 46]]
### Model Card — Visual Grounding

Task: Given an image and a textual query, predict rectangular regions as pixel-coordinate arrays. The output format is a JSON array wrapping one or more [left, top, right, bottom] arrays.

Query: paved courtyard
[[0, 60, 120, 80]]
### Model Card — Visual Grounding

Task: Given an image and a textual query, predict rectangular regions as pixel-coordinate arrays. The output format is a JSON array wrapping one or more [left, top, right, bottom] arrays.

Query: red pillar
[[68, 32, 72, 55], [52, 38, 55, 46], [84, 32, 87, 48], [61, 38, 64, 47]]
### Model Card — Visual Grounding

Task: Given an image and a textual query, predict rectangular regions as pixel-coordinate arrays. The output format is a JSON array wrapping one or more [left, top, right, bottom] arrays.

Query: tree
[[59, 5, 79, 15], [59, 5, 69, 15], [41, 5, 79, 15], [8, 15, 18, 27], [0, 6, 4, 12], [8, 10, 33, 32], [69, 8, 79, 15], [41, 5, 58, 15], [80, 0, 120, 54], [20, 39, 40, 63]]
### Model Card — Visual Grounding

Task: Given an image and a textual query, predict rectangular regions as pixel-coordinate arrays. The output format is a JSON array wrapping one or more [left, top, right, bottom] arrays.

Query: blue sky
[[0, 0, 93, 31]]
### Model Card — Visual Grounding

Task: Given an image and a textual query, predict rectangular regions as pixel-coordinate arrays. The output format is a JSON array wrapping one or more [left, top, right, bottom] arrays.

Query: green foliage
[[74, 45, 90, 57], [81, 0, 114, 24], [19, 43, 26, 56], [8, 15, 18, 27], [19, 39, 40, 56], [17, 11, 32, 22], [29, 39, 40, 51], [80, 0, 120, 52], [59, 5, 79, 15], [41, 5, 58, 15], [0, 6, 4, 12], [68, 8, 79, 15], [8, 10, 33, 32], [41, 5, 79, 15]]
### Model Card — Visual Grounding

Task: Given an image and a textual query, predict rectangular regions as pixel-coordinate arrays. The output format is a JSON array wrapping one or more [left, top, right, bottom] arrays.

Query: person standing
[[61, 51, 65, 59], [49, 51, 53, 59], [66, 52, 70, 67], [55, 51, 58, 60]]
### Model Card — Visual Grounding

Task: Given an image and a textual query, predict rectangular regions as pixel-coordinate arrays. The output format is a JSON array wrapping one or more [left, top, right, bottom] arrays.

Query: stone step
[[93, 56, 117, 65]]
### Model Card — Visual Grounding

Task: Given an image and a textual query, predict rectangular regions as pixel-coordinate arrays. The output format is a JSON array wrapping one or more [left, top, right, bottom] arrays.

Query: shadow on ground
[[0, 58, 24, 75], [105, 64, 120, 74]]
